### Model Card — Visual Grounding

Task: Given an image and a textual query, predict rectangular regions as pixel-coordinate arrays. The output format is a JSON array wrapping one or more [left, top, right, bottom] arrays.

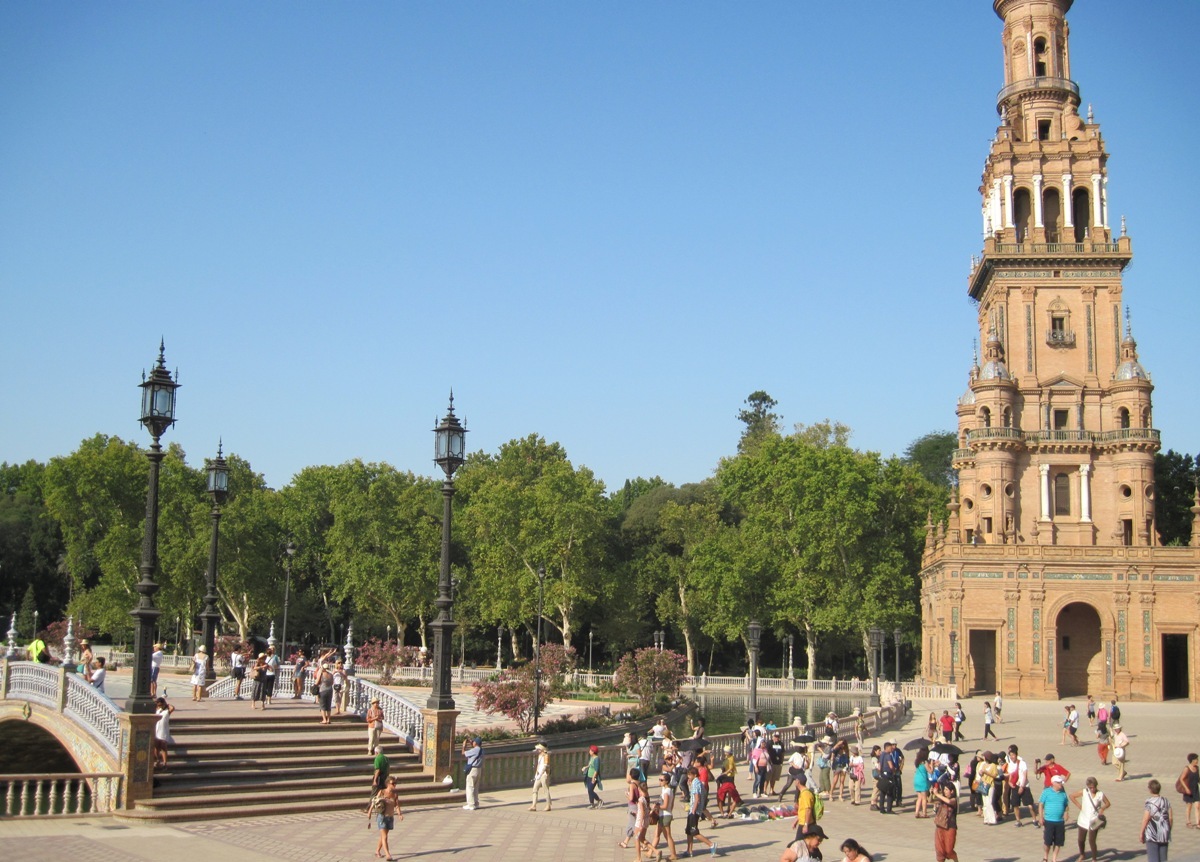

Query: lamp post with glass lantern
[[588, 630, 594, 675], [868, 627, 885, 707], [428, 394, 466, 711], [746, 619, 762, 726], [128, 342, 179, 715], [893, 628, 903, 685], [281, 541, 296, 659], [532, 564, 546, 734], [200, 443, 228, 685]]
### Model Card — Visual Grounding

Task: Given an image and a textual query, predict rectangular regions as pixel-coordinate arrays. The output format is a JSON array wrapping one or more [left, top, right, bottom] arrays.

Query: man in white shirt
[[230, 647, 246, 699], [90, 657, 107, 693], [1005, 744, 1033, 825]]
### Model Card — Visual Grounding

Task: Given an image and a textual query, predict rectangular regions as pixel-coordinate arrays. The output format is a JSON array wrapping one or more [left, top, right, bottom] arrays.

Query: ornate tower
[[921, 1, 1197, 702]]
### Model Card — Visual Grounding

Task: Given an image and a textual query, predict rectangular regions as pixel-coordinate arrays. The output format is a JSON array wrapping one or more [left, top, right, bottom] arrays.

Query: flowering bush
[[214, 636, 253, 671], [614, 648, 687, 708], [44, 619, 97, 651], [354, 639, 424, 684], [471, 643, 576, 733]]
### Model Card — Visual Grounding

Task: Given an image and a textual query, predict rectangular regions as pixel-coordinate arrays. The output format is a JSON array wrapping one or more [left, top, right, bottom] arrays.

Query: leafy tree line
[[5, 395, 1190, 676]]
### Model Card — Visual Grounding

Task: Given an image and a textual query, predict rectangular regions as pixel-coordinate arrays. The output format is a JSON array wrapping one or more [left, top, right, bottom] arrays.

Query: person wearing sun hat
[[530, 743, 552, 811], [780, 822, 828, 860], [190, 645, 208, 701], [366, 696, 385, 754]]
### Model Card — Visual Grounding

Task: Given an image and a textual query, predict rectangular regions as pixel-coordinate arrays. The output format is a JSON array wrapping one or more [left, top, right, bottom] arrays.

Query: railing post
[[57, 665, 69, 713], [117, 712, 158, 810]]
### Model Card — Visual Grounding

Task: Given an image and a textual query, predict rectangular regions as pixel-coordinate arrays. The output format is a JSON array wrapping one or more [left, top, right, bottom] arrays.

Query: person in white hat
[[530, 743, 552, 811], [190, 645, 208, 701]]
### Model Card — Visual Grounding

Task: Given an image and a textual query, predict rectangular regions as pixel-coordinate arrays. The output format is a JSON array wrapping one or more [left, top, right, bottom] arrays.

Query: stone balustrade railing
[[0, 773, 123, 816], [2, 661, 123, 758], [452, 702, 910, 792]]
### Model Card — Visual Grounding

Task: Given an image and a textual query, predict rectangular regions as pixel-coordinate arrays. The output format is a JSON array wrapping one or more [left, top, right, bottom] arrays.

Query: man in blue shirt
[[463, 736, 484, 810], [1036, 773, 1070, 862]]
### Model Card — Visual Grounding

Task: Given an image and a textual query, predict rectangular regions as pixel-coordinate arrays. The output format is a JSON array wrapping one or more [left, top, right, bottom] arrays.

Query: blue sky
[[2, 2, 1197, 492]]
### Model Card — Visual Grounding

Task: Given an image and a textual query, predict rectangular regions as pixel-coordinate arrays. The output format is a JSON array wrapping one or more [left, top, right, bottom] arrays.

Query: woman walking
[[849, 745, 865, 805], [530, 743, 552, 811], [314, 654, 336, 724], [153, 697, 175, 769], [190, 645, 208, 701], [830, 740, 850, 802], [1177, 753, 1199, 828], [583, 744, 603, 808], [1096, 726, 1111, 766], [927, 712, 939, 742], [1069, 776, 1110, 862], [977, 752, 1001, 825], [651, 772, 678, 861], [983, 702, 998, 740], [912, 751, 932, 818], [1140, 779, 1173, 862], [250, 652, 268, 709]]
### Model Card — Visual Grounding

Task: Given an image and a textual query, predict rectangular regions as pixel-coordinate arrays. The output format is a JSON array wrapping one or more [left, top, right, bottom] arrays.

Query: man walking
[[1036, 773, 1070, 862], [463, 736, 484, 810]]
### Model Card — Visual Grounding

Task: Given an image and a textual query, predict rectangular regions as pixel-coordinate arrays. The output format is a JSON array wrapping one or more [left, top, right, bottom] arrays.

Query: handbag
[[934, 801, 953, 829], [311, 683, 320, 696]]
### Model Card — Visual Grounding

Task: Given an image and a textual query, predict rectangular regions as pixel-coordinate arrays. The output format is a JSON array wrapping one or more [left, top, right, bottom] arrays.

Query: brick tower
[[919, 0, 1200, 701]]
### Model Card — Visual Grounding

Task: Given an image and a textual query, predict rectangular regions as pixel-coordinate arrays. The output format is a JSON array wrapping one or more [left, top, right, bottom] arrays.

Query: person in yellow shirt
[[792, 774, 817, 837]]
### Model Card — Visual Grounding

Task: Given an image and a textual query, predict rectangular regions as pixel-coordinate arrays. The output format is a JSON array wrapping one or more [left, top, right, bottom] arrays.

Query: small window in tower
[[965, 528, 975, 544], [1118, 407, 1130, 429], [1051, 316, 1067, 341], [1120, 485, 1132, 498], [980, 484, 993, 499], [982, 516, 993, 534], [1122, 519, 1134, 546], [1054, 409, 1070, 430], [1038, 119, 1052, 141], [1035, 37, 1048, 77]]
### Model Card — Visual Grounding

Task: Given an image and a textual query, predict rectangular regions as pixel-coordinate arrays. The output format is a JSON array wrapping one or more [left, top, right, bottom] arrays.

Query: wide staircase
[[119, 708, 463, 822]]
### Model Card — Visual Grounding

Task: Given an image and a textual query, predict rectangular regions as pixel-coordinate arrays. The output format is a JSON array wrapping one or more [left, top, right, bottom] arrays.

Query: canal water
[[671, 692, 872, 737]]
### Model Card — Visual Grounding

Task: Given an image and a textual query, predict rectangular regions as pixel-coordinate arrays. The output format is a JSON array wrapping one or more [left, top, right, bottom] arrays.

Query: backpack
[[813, 793, 824, 821], [369, 793, 387, 814]]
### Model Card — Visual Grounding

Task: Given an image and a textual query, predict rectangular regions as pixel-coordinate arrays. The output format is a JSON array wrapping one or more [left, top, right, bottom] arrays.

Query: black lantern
[[128, 342, 180, 714], [433, 393, 467, 477], [200, 441, 229, 685], [139, 340, 179, 440]]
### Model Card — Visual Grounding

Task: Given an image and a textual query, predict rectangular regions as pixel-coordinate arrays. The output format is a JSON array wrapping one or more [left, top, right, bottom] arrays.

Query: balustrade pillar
[[1039, 463, 1052, 521], [1080, 464, 1093, 522]]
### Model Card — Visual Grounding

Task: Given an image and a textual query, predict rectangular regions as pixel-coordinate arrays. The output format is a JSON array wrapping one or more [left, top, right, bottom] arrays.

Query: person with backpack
[[953, 703, 966, 742], [791, 773, 821, 835], [27, 636, 52, 664], [369, 776, 403, 861]]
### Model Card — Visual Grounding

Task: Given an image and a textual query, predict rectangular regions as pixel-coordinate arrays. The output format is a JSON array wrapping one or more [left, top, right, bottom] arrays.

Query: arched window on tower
[[980, 407, 992, 428], [1141, 407, 1151, 428], [1043, 187, 1061, 242], [1014, 188, 1032, 242], [1118, 407, 1130, 429], [1072, 188, 1090, 242], [1002, 407, 1012, 428], [1054, 472, 1071, 516], [1034, 37, 1049, 77]]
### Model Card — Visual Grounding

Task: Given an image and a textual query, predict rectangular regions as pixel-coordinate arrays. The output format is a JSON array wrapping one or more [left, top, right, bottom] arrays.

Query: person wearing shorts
[[230, 647, 245, 699], [1037, 774, 1070, 862], [150, 643, 163, 697], [371, 777, 403, 861]]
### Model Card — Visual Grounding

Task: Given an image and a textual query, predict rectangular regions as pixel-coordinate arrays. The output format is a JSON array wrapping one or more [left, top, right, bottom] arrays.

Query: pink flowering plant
[[614, 648, 687, 708], [355, 638, 424, 684], [471, 643, 576, 734]]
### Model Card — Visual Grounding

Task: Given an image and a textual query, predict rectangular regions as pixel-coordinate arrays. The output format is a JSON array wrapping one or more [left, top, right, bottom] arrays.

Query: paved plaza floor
[[5, 695, 1200, 861]]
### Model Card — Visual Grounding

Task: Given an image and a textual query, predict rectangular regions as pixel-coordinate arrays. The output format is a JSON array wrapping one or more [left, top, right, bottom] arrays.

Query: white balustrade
[[0, 773, 122, 816]]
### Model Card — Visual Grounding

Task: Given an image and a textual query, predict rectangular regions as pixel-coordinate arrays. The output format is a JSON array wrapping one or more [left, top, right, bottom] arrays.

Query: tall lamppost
[[200, 442, 229, 685], [281, 541, 296, 659], [429, 394, 466, 711], [496, 626, 505, 670], [129, 342, 179, 714], [532, 564, 546, 734], [893, 628, 903, 686], [654, 630, 665, 651], [948, 630, 958, 688], [868, 627, 885, 707], [746, 619, 763, 726], [588, 630, 594, 675], [785, 634, 795, 679]]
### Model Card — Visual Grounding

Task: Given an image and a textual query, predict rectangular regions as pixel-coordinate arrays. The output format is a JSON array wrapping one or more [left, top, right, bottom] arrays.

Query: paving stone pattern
[[6, 697, 1200, 861]]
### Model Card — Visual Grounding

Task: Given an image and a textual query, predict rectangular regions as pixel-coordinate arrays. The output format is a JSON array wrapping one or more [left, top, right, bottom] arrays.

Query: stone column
[[1039, 464, 1052, 521], [1062, 174, 1073, 227], [1079, 464, 1092, 522], [1091, 174, 1103, 228], [118, 712, 159, 810], [421, 708, 460, 782], [1032, 175, 1044, 227], [1004, 175, 1015, 228], [1101, 177, 1110, 229]]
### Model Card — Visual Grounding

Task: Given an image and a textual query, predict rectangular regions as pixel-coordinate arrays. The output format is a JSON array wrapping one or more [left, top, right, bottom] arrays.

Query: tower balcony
[[996, 76, 1080, 111], [968, 235, 1133, 299], [962, 427, 1160, 455]]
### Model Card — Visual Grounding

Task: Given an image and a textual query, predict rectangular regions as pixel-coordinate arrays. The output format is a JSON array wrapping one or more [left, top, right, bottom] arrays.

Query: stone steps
[[123, 704, 463, 822]]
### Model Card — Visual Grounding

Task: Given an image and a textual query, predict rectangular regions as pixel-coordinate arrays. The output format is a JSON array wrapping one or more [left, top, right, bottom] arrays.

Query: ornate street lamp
[[785, 634, 795, 680], [200, 442, 229, 685], [588, 630, 594, 675], [893, 628, 903, 686], [868, 627, 885, 707], [746, 618, 763, 726], [128, 342, 179, 714], [532, 564, 547, 734], [496, 625, 505, 670], [281, 541, 296, 659], [429, 393, 466, 711]]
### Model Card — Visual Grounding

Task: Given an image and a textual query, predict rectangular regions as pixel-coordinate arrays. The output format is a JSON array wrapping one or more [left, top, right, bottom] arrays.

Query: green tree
[[737, 391, 781, 454], [614, 647, 687, 707], [324, 461, 441, 646], [903, 431, 958, 489], [1154, 450, 1198, 546], [0, 460, 66, 628], [459, 435, 609, 647]]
